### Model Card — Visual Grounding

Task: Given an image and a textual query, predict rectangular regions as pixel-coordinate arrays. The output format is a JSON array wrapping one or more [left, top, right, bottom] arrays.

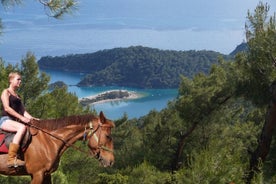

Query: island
[[48, 81, 67, 90], [79, 90, 142, 106], [38, 46, 230, 89]]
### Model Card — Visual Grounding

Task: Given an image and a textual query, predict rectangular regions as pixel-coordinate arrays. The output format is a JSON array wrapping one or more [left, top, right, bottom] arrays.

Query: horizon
[[0, 0, 275, 64]]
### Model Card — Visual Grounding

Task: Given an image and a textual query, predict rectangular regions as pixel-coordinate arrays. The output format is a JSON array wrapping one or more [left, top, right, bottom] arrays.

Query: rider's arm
[[24, 111, 33, 119]]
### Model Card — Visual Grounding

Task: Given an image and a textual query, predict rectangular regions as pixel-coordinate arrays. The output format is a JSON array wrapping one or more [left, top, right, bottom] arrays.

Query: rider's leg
[[1, 118, 26, 167]]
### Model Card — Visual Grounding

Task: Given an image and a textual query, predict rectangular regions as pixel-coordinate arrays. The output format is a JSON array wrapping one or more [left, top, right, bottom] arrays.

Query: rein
[[26, 119, 112, 158], [27, 122, 90, 156]]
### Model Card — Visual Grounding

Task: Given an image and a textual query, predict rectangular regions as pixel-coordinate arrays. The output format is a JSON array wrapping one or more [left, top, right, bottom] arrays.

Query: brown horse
[[0, 111, 115, 184]]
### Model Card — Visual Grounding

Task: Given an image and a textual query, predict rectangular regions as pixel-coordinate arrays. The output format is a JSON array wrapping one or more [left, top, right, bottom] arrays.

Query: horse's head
[[87, 111, 115, 167]]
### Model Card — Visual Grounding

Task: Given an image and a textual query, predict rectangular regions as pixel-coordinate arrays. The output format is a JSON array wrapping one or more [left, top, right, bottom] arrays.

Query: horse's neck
[[53, 125, 85, 146]]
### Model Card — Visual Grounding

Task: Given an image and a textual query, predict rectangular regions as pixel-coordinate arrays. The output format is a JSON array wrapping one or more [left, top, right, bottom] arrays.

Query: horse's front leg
[[31, 172, 52, 184], [43, 174, 52, 184]]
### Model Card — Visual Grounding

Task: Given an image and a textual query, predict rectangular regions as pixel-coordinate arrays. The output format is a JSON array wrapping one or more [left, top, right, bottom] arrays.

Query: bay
[[41, 69, 178, 120]]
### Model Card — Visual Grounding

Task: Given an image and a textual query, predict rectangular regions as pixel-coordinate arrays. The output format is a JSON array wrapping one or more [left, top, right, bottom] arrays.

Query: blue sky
[[0, 0, 275, 64]]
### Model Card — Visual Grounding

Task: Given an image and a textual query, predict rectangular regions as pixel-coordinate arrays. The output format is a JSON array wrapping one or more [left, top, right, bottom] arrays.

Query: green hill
[[38, 46, 230, 88]]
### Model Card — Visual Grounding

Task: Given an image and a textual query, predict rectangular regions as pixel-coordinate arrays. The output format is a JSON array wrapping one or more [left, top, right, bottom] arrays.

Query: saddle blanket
[[0, 129, 31, 154], [0, 134, 9, 153]]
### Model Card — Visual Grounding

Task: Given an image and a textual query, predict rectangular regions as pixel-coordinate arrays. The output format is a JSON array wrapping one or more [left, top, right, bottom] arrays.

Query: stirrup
[[13, 157, 18, 168], [8, 157, 25, 168]]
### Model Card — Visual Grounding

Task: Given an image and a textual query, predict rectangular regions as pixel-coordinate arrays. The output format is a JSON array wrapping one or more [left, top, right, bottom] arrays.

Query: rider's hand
[[32, 117, 40, 121], [20, 116, 31, 123]]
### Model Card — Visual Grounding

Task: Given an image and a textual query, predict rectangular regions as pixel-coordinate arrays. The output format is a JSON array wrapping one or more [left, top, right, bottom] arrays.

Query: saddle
[[0, 127, 32, 154]]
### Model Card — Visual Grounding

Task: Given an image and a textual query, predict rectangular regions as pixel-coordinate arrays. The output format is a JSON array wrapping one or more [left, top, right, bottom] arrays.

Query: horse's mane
[[31, 114, 97, 131]]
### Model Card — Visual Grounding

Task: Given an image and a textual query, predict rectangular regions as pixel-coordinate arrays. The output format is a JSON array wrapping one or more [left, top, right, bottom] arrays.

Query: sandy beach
[[79, 90, 143, 105]]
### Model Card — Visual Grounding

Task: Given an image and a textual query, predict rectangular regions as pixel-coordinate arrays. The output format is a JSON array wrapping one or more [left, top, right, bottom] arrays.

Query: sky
[[0, 0, 275, 64]]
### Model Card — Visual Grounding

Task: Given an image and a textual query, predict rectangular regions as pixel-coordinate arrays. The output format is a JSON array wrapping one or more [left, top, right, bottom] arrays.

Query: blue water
[[41, 69, 178, 120]]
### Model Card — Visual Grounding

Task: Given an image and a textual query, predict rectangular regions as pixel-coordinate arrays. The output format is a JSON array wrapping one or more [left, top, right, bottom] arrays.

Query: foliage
[[0, 60, 19, 92], [0, 0, 77, 18], [236, 2, 276, 106], [140, 108, 183, 170], [174, 122, 259, 184], [29, 86, 90, 119], [95, 173, 128, 184], [39, 0, 77, 18], [176, 61, 236, 121], [52, 170, 69, 184], [127, 162, 172, 184], [56, 142, 107, 184], [48, 81, 67, 90], [19, 52, 50, 105], [0, 175, 30, 183], [112, 117, 144, 169]]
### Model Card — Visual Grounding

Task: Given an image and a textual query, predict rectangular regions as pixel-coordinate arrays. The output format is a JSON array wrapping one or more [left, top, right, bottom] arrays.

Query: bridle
[[83, 119, 114, 159]]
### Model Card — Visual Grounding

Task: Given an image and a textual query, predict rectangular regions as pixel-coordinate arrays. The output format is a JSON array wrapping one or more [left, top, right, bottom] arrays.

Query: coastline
[[79, 90, 144, 105]]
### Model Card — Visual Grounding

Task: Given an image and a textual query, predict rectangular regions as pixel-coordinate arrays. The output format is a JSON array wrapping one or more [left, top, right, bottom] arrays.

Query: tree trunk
[[172, 94, 232, 171], [171, 122, 199, 171], [246, 82, 276, 183]]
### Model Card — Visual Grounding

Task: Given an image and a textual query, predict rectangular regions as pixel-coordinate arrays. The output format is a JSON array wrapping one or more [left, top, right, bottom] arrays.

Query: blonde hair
[[8, 72, 21, 83]]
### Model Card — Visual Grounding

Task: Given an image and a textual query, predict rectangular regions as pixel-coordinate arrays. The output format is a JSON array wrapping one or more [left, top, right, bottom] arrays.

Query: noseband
[[83, 119, 113, 159]]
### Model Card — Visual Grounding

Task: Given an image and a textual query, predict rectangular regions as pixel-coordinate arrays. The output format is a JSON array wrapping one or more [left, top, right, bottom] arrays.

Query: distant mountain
[[38, 46, 229, 88], [229, 42, 248, 56]]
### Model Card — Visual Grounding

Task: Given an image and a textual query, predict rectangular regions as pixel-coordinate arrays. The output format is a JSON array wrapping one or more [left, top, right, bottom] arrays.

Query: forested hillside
[[38, 46, 230, 88]]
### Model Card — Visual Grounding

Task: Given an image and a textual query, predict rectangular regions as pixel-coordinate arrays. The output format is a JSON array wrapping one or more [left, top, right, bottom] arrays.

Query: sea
[[41, 69, 178, 120]]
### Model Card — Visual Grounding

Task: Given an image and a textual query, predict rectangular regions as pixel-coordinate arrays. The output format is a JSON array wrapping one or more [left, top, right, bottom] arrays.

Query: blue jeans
[[0, 116, 11, 129]]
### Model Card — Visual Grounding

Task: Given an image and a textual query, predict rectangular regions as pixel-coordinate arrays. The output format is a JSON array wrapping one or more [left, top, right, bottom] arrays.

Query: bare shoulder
[[2, 88, 8, 94], [1, 89, 9, 98]]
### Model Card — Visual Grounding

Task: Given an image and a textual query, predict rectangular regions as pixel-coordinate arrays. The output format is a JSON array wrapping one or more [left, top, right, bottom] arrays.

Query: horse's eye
[[106, 135, 112, 141]]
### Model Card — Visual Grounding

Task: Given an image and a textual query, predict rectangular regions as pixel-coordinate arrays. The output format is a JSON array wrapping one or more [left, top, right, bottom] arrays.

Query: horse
[[0, 111, 115, 184]]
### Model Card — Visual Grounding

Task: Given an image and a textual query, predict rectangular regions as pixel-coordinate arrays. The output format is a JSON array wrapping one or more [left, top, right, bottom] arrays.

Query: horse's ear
[[99, 111, 115, 128], [99, 111, 106, 123]]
